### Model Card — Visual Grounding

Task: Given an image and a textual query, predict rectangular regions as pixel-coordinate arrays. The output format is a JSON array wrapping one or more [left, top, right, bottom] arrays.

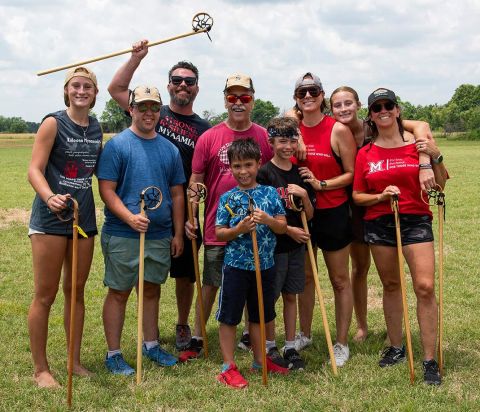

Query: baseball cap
[[294, 72, 323, 91], [129, 85, 162, 106], [367, 88, 398, 109], [64, 66, 98, 89], [224, 73, 255, 93]]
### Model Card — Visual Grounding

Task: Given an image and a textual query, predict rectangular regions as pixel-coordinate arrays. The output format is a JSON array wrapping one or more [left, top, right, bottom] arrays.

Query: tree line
[[2, 84, 478, 137]]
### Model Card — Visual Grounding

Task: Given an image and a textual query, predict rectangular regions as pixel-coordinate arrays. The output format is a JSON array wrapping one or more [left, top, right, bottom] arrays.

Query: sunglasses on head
[[226, 94, 253, 104], [370, 101, 396, 113], [170, 76, 197, 86], [295, 86, 322, 99], [135, 102, 161, 113]]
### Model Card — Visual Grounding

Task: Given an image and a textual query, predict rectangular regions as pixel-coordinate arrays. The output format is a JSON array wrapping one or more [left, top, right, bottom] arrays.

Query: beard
[[169, 86, 197, 107]]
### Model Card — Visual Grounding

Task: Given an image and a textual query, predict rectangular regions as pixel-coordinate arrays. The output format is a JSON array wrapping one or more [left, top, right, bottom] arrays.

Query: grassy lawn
[[0, 135, 479, 411]]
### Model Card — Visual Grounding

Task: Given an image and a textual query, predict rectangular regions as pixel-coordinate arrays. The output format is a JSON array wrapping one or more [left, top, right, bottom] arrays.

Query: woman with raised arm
[[27, 66, 102, 388]]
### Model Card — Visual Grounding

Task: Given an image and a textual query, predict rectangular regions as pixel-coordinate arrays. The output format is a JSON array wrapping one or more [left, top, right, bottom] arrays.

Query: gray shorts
[[101, 233, 171, 291], [274, 246, 306, 298], [203, 245, 224, 288]]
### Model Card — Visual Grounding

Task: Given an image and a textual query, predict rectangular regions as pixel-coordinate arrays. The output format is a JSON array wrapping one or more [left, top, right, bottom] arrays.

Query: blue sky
[[0, 0, 479, 122]]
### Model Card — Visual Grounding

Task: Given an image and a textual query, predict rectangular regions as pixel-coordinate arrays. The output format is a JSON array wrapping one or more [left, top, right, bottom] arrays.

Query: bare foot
[[353, 328, 368, 343], [34, 371, 61, 388], [73, 364, 95, 377]]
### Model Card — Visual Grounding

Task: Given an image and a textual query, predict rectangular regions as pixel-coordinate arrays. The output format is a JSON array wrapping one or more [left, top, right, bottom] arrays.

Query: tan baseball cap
[[224, 73, 255, 93], [64, 66, 98, 89], [129, 85, 162, 106]]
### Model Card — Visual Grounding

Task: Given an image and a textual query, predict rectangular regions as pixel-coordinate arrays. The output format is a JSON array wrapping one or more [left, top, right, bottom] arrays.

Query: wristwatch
[[432, 153, 443, 164], [320, 180, 327, 190]]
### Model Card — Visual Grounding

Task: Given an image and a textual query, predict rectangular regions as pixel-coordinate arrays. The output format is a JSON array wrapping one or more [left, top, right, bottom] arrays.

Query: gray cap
[[294, 72, 323, 91]]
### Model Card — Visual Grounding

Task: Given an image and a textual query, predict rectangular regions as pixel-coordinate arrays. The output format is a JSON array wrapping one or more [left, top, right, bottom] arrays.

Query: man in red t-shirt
[[179, 73, 274, 360]]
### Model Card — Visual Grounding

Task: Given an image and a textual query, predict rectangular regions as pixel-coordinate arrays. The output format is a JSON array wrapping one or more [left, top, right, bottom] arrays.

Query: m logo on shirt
[[368, 161, 384, 174]]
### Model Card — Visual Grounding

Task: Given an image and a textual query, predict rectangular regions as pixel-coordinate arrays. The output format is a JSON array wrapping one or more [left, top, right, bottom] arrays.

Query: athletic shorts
[[28, 227, 98, 239], [101, 233, 171, 291], [310, 201, 352, 251], [203, 245, 224, 288], [364, 214, 433, 246], [350, 202, 367, 244], [216, 265, 276, 326], [274, 246, 305, 298], [170, 231, 203, 282]]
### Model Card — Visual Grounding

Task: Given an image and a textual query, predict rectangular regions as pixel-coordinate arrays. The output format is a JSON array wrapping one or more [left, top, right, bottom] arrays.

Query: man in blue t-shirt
[[97, 85, 185, 375]]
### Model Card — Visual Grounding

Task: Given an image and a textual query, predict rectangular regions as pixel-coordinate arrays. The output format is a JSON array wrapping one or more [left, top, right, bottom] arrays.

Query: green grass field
[[0, 135, 479, 411]]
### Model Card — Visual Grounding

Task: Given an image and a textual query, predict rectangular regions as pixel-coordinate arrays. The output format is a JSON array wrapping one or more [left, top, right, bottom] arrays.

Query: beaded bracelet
[[419, 163, 433, 169]]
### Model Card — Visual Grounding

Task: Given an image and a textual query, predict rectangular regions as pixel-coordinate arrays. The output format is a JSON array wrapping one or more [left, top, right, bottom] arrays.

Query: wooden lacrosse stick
[[37, 12, 214, 76], [391, 195, 415, 384], [186, 182, 209, 358], [289, 195, 337, 376], [421, 185, 445, 375], [137, 186, 163, 385], [66, 198, 79, 408]]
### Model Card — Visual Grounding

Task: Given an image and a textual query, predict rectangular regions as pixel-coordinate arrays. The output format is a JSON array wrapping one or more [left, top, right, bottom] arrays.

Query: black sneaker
[[178, 337, 203, 362], [423, 359, 442, 385], [284, 348, 305, 371], [379, 346, 406, 367], [237, 333, 252, 351], [267, 347, 290, 369]]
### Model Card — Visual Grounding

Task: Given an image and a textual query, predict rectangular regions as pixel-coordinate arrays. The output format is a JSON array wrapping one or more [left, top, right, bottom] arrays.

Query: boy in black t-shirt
[[257, 117, 314, 370]]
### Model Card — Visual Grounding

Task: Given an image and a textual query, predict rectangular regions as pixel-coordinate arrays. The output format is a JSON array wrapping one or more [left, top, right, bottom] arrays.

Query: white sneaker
[[294, 332, 313, 352], [332, 342, 349, 367]]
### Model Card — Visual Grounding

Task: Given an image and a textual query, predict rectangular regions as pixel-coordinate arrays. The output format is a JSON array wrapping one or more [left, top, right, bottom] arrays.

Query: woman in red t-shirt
[[289, 72, 357, 367], [352, 88, 447, 385]]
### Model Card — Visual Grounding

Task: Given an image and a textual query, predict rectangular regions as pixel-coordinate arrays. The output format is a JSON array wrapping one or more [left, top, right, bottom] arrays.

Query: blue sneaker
[[105, 353, 135, 375], [143, 344, 177, 367]]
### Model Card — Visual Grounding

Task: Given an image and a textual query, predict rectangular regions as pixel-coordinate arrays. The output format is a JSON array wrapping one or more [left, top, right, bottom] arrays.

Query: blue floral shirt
[[216, 185, 285, 270]]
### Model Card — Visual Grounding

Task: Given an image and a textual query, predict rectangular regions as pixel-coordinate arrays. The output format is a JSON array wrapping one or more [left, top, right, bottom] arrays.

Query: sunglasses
[[295, 86, 322, 99], [135, 102, 161, 113], [226, 94, 253, 104], [371, 101, 396, 113], [170, 76, 197, 86]]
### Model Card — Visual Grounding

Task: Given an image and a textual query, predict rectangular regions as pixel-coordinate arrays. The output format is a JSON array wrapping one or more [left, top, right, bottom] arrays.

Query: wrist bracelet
[[419, 163, 433, 169], [46, 194, 56, 204]]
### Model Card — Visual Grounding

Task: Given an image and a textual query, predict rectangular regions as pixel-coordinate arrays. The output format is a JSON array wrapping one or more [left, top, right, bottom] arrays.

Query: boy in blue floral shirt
[[215, 138, 288, 388]]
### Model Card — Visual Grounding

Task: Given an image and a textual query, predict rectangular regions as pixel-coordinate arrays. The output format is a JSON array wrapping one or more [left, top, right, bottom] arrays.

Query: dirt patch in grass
[[0, 208, 30, 229]]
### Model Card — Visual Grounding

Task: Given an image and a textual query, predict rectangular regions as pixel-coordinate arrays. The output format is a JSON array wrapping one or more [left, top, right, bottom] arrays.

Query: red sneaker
[[216, 363, 248, 389], [251, 356, 290, 375], [178, 338, 203, 363]]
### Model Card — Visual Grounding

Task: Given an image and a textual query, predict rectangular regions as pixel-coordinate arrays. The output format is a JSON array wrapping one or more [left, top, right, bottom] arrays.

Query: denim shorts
[[101, 233, 171, 291], [364, 214, 433, 246]]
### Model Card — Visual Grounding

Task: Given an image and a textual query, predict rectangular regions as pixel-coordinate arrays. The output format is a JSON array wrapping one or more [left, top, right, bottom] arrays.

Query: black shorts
[[364, 214, 433, 246], [310, 202, 352, 252], [170, 230, 203, 282], [216, 265, 276, 326], [350, 201, 367, 244]]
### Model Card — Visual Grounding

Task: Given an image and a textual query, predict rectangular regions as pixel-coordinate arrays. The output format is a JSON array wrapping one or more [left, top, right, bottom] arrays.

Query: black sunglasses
[[371, 101, 396, 113], [295, 86, 322, 99], [170, 76, 197, 86]]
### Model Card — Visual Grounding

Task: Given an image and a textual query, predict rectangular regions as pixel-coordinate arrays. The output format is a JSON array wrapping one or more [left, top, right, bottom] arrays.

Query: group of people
[[27, 41, 448, 390]]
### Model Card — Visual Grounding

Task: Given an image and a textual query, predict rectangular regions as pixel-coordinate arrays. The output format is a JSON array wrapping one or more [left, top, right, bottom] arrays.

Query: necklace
[[80, 123, 89, 137]]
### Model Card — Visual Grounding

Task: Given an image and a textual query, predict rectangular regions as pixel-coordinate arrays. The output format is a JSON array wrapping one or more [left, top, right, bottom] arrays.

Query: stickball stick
[[137, 186, 163, 385], [437, 190, 445, 376], [289, 195, 337, 376], [186, 182, 209, 357], [37, 13, 213, 76], [391, 195, 415, 384], [66, 198, 79, 408]]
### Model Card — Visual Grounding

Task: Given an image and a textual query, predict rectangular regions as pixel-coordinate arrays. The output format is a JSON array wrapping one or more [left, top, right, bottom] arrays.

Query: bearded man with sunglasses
[[108, 40, 211, 351], [98, 86, 185, 374], [178, 74, 280, 362]]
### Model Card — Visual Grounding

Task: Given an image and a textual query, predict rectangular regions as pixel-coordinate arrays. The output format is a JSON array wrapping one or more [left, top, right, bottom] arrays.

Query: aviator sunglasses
[[170, 76, 197, 86], [370, 101, 396, 113], [135, 102, 161, 113], [295, 86, 322, 99], [226, 94, 253, 104]]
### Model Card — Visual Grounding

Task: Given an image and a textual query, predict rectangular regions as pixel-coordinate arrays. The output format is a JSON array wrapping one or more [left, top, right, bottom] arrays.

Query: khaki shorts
[[101, 233, 171, 291], [203, 245, 224, 288]]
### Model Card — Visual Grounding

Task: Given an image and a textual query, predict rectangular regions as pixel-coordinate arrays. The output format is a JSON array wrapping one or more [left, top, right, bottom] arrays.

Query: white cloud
[[0, 0, 478, 122]]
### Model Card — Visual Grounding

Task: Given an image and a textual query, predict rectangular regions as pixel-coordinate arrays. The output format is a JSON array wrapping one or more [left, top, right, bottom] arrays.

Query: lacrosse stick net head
[[224, 190, 257, 218], [140, 186, 163, 210], [192, 12, 213, 32], [187, 182, 208, 205]]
